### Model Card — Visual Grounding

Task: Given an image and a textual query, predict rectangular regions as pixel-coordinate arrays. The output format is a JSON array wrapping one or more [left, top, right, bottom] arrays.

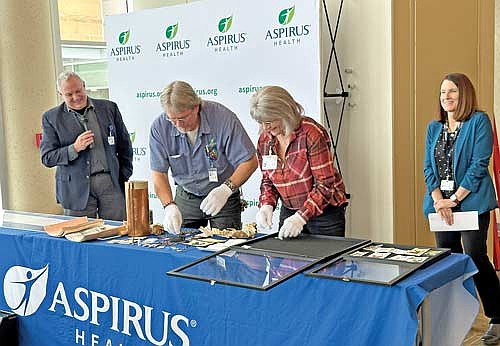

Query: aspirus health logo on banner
[[206, 15, 247, 53], [265, 5, 311, 46], [3, 263, 195, 345], [156, 23, 191, 58], [130, 131, 147, 162], [3, 264, 49, 316], [109, 30, 142, 62]]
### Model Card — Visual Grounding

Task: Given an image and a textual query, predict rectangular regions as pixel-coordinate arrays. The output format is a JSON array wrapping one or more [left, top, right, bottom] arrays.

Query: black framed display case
[[168, 233, 370, 290], [306, 242, 451, 286]]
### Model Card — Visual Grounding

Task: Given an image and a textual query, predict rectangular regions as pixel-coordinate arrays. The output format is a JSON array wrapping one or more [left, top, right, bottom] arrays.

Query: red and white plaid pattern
[[257, 117, 347, 221]]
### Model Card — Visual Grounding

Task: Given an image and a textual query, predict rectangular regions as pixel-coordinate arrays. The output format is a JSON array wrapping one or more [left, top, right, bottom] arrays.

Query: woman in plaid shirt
[[250, 86, 348, 239]]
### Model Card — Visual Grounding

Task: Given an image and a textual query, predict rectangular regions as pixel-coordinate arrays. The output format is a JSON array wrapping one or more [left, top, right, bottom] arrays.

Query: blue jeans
[[279, 203, 347, 237], [174, 185, 242, 230], [434, 212, 500, 319]]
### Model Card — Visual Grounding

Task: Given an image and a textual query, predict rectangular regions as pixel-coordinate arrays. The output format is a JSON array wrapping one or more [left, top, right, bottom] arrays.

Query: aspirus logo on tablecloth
[[265, 5, 311, 46], [129, 131, 147, 162], [206, 15, 247, 53], [109, 30, 142, 62], [156, 23, 191, 58], [3, 265, 49, 316], [49, 282, 194, 346], [2, 263, 195, 345]]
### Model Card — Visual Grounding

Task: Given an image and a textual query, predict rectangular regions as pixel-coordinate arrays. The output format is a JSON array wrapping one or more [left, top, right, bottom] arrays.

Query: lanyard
[[204, 138, 218, 167], [442, 122, 461, 179], [267, 139, 275, 156]]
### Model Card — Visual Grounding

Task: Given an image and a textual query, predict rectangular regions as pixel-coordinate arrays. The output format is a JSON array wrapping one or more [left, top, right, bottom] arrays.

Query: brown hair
[[437, 73, 480, 122]]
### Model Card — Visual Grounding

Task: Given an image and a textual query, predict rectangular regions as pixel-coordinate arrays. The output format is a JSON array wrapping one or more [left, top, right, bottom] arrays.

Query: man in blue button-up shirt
[[149, 81, 257, 233]]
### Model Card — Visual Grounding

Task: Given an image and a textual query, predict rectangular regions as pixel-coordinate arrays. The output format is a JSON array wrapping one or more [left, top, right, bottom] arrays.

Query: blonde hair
[[160, 81, 201, 113], [249, 86, 303, 135]]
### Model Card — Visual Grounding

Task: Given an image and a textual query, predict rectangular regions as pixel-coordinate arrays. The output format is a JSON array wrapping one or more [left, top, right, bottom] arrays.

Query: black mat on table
[[239, 234, 368, 260]]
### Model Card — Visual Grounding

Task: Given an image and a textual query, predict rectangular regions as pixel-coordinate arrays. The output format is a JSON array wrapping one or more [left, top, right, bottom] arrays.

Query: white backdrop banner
[[105, 0, 321, 226]]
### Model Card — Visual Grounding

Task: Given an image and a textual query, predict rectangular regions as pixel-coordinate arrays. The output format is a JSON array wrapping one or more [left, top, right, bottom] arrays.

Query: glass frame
[[168, 233, 370, 290], [306, 242, 451, 286], [168, 247, 318, 290]]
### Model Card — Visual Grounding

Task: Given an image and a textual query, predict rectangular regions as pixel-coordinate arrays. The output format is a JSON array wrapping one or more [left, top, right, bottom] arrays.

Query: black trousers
[[279, 203, 347, 237], [434, 212, 500, 320]]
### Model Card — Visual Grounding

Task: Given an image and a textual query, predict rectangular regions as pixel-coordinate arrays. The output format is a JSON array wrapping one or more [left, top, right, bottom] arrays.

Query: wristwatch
[[162, 200, 176, 209], [450, 194, 460, 205], [223, 179, 238, 193]]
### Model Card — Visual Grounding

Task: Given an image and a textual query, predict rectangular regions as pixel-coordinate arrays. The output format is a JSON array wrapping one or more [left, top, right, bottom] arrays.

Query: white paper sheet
[[428, 211, 479, 232]]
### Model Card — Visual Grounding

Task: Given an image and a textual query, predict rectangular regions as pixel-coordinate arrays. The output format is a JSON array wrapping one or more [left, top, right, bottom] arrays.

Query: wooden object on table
[[65, 224, 127, 242], [43, 217, 89, 237], [125, 181, 150, 237], [60, 219, 104, 235]]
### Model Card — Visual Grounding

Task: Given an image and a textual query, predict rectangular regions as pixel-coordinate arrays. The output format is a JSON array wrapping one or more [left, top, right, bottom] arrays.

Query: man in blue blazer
[[40, 72, 133, 220]]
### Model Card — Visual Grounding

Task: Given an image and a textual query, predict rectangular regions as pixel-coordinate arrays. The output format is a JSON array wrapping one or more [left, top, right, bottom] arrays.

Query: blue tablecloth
[[0, 226, 477, 346]]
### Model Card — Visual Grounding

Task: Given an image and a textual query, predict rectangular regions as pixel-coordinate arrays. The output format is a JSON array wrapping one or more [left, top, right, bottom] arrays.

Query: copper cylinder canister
[[125, 181, 151, 237]]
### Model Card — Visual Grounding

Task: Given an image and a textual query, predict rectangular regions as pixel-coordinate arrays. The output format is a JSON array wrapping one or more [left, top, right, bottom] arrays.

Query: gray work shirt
[[149, 100, 256, 196], [66, 99, 109, 174]]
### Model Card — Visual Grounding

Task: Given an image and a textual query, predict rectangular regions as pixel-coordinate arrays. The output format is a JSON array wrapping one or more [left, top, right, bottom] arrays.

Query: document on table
[[428, 211, 479, 232]]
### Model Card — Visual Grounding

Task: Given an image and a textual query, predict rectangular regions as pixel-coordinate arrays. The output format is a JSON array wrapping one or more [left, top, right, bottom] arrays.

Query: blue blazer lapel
[[453, 119, 469, 174]]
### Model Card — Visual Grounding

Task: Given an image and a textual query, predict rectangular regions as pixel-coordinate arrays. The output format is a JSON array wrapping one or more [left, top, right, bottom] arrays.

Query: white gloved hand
[[256, 205, 274, 230], [163, 204, 182, 234], [278, 213, 306, 240], [200, 184, 233, 216]]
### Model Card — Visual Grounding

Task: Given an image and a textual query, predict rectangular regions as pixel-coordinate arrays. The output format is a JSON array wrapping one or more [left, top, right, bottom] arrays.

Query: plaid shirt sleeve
[[297, 124, 346, 221]]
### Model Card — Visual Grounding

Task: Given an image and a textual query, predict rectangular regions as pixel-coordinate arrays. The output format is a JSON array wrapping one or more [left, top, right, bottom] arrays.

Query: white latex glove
[[200, 184, 233, 216], [278, 213, 306, 240], [163, 204, 182, 234], [256, 205, 274, 230]]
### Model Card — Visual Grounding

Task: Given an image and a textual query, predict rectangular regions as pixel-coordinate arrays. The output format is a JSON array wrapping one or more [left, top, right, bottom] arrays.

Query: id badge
[[440, 179, 454, 191], [208, 168, 218, 182], [108, 136, 115, 146], [262, 155, 278, 170]]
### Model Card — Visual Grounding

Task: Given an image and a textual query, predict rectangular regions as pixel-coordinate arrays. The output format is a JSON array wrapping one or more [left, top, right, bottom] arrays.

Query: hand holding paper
[[428, 211, 479, 232]]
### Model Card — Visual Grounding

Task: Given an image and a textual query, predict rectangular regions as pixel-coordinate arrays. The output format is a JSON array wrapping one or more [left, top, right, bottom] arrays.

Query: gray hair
[[160, 81, 201, 113], [249, 86, 303, 135], [56, 71, 85, 91]]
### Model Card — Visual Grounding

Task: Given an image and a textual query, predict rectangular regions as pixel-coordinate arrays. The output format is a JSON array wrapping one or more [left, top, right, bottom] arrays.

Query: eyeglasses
[[166, 108, 195, 124]]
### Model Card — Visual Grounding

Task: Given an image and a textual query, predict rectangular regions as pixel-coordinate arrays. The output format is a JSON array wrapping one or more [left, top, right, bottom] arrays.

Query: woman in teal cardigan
[[423, 73, 500, 343]]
